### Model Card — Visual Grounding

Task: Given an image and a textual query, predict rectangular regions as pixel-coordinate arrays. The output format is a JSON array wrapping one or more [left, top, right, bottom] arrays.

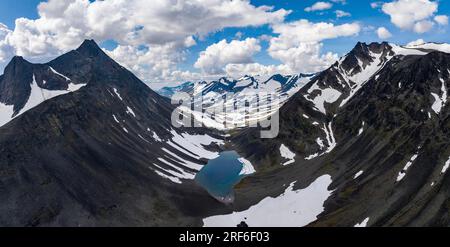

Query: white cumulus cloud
[[305, 2, 333, 12], [268, 20, 360, 73], [413, 20, 434, 33], [0, 23, 14, 65], [105, 44, 182, 83], [331, 0, 347, 4], [225, 63, 292, 78], [381, 0, 439, 33], [434, 15, 449, 26], [370, 2, 384, 9], [194, 38, 262, 75], [0, 0, 290, 83], [376, 27, 393, 39], [335, 10, 351, 18], [193, 19, 362, 77]]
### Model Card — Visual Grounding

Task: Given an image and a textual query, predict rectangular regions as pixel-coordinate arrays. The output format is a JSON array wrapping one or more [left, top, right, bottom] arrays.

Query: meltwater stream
[[195, 151, 250, 204]]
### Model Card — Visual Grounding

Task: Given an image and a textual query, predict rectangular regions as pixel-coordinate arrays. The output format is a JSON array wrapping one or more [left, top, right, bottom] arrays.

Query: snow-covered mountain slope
[[235, 42, 450, 165], [159, 73, 314, 130], [203, 174, 333, 227], [162, 42, 448, 133], [227, 42, 450, 227], [303, 42, 430, 116], [278, 42, 449, 158], [405, 42, 450, 54]]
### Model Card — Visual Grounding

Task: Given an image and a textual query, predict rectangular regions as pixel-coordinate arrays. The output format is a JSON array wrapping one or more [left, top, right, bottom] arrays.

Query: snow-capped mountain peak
[[158, 73, 315, 130]]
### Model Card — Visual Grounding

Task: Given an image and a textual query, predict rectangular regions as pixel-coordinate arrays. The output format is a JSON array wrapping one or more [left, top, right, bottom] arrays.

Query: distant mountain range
[[158, 73, 314, 129], [1, 40, 449, 226], [158, 73, 315, 99]]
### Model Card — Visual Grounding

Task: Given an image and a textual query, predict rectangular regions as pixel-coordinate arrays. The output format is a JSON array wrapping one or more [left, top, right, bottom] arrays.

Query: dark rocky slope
[[0, 40, 228, 226], [230, 44, 450, 226]]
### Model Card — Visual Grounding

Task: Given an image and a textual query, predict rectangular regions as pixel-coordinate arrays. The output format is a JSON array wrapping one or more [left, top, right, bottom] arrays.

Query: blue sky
[[0, 0, 449, 86]]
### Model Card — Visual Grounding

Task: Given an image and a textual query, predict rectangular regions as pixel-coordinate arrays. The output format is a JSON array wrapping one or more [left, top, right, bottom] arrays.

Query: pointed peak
[[355, 41, 367, 46], [4, 56, 32, 73], [78, 39, 100, 48], [351, 41, 391, 53], [351, 42, 369, 51], [76, 39, 105, 57], [9, 56, 30, 64], [11, 55, 24, 60], [342, 42, 393, 64]]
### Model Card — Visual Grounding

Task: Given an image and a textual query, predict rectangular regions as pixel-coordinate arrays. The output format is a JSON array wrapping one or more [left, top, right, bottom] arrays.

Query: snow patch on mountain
[[152, 165, 182, 184], [150, 130, 224, 183], [1, 75, 86, 128], [112, 114, 120, 123], [137, 134, 149, 143], [431, 93, 443, 114], [354, 217, 370, 227], [157, 157, 196, 180], [304, 122, 336, 160], [358, 121, 365, 136], [49, 66, 71, 81], [431, 80, 447, 114], [168, 130, 223, 160], [280, 144, 296, 166], [354, 170, 364, 179], [126, 106, 136, 117], [202, 175, 333, 227], [67, 83, 85, 91], [305, 85, 342, 114], [152, 132, 162, 141], [322, 122, 337, 154], [162, 147, 203, 171], [390, 44, 428, 56], [113, 88, 123, 101], [19, 75, 86, 116], [239, 157, 256, 175], [406, 42, 450, 54], [339, 51, 385, 107], [316, 137, 325, 150], [305, 153, 320, 160], [397, 153, 419, 182], [442, 157, 450, 174]]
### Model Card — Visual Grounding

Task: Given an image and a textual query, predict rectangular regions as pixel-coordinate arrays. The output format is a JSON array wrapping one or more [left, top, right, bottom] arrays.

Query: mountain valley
[[1, 39, 450, 226]]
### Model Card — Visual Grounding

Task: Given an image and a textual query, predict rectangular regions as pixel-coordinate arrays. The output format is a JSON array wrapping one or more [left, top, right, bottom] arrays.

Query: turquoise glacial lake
[[195, 151, 248, 203]]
